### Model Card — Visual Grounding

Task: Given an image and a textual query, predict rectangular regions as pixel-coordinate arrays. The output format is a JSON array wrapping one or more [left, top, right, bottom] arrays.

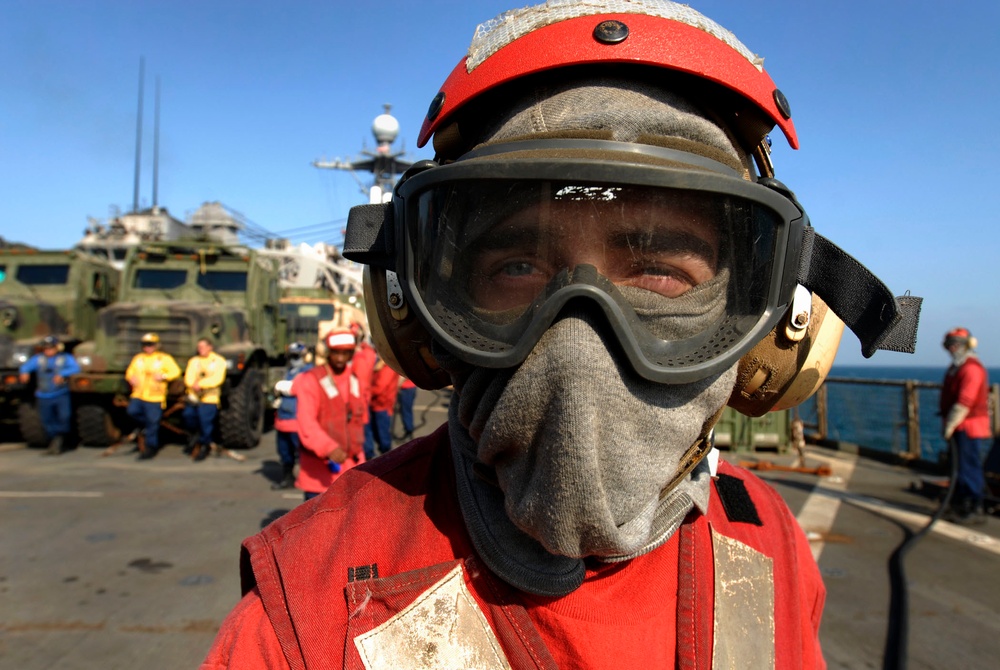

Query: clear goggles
[[393, 140, 805, 383]]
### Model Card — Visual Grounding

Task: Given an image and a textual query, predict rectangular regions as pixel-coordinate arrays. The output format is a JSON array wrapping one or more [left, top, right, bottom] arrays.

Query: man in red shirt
[[368, 356, 400, 456], [204, 2, 921, 667], [290, 329, 366, 501], [940, 327, 992, 524], [397, 376, 417, 441], [349, 322, 379, 460]]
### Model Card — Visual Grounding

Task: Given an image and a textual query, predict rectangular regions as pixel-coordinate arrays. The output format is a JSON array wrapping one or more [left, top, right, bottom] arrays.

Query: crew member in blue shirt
[[271, 341, 314, 489], [18, 335, 80, 455]]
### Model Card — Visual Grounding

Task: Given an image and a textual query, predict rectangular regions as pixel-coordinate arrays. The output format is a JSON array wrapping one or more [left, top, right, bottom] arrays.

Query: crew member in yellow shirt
[[125, 332, 182, 460], [182, 338, 227, 460]]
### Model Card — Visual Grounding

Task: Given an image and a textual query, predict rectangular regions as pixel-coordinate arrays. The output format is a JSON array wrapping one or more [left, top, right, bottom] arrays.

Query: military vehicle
[[0, 247, 120, 444], [280, 288, 367, 350], [70, 239, 286, 450]]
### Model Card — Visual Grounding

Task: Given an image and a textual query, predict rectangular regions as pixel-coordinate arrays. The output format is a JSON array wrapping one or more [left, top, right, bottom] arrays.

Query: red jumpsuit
[[203, 428, 825, 669], [940, 357, 991, 439], [369, 364, 401, 414], [352, 343, 377, 421], [291, 364, 366, 495]]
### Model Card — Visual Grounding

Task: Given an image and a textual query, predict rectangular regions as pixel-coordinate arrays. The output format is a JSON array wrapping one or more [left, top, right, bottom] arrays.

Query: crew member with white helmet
[[290, 328, 366, 500]]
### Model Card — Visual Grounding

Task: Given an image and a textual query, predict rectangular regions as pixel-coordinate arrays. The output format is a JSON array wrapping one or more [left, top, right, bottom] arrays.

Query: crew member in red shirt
[[397, 376, 417, 442], [204, 3, 921, 667], [290, 328, 365, 501], [368, 355, 400, 456], [349, 322, 379, 460], [940, 327, 992, 523]]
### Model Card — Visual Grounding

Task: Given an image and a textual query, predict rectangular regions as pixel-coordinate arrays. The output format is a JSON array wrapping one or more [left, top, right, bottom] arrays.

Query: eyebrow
[[461, 215, 719, 267], [609, 230, 718, 266], [464, 224, 541, 254]]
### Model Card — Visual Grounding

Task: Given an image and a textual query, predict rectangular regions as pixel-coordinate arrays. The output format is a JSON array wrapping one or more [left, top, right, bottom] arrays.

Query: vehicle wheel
[[219, 369, 264, 450], [17, 403, 48, 447], [76, 404, 122, 447]]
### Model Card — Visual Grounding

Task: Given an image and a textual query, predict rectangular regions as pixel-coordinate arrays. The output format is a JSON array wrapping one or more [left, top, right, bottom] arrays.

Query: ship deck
[[1, 389, 997, 669]]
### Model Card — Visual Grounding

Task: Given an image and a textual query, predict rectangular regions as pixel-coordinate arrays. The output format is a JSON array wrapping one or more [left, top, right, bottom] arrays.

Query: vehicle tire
[[76, 404, 122, 447], [17, 402, 48, 447], [219, 369, 264, 450]]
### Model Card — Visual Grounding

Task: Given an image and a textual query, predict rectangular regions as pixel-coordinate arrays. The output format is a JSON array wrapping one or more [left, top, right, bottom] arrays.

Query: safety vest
[[209, 428, 826, 669], [29, 353, 80, 398], [183, 351, 227, 406], [291, 364, 366, 494], [940, 356, 992, 439], [125, 351, 181, 406]]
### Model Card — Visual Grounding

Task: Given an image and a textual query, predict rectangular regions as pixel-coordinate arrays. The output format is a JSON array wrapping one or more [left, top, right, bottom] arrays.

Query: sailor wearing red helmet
[[940, 327, 991, 524], [206, 2, 920, 667], [287, 328, 366, 501]]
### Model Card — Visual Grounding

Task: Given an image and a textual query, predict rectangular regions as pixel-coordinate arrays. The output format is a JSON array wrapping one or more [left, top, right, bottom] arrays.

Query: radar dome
[[372, 113, 400, 144]]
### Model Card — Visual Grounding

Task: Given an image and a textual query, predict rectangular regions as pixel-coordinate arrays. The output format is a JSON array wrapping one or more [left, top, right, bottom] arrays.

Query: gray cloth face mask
[[444, 297, 736, 595], [948, 346, 971, 367]]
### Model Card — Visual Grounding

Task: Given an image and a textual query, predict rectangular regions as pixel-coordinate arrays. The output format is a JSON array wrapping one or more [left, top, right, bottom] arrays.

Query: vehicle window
[[0, 265, 6, 282], [197, 271, 248, 292], [280, 303, 336, 320], [16, 264, 70, 285], [134, 268, 187, 289]]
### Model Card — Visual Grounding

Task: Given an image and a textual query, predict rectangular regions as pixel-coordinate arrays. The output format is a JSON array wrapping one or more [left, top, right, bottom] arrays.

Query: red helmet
[[343, 0, 920, 393], [325, 329, 357, 351], [946, 327, 971, 340], [418, 3, 797, 154]]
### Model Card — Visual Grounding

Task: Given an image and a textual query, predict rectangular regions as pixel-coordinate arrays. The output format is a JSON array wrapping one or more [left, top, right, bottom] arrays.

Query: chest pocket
[[352, 564, 511, 670]]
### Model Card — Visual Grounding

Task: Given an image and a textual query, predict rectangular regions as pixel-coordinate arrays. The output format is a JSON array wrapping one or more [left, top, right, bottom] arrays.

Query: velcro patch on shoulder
[[715, 474, 763, 526]]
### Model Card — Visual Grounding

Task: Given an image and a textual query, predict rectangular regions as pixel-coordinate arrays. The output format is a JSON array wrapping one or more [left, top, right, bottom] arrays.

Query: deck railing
[[802, 378, 1000, 462]]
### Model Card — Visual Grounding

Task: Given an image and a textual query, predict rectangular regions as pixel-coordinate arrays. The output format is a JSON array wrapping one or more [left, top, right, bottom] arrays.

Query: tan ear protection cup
[[728, 293, 844, 417]]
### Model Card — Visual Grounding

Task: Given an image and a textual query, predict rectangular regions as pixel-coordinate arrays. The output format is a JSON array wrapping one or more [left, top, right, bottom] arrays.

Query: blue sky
[[2, 1, 998, 368]]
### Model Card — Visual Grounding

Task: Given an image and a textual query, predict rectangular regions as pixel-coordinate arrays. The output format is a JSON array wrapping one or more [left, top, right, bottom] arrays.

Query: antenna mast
[[152, 75, 160, 209], [132, 57, 145, 213]]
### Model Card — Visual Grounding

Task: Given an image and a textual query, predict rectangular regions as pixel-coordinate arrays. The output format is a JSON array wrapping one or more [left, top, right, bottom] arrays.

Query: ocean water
[[794, 365, 999, 463]]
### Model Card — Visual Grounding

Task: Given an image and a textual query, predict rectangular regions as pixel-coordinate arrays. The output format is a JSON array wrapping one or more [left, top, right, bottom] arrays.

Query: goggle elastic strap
[[757, 177, 921, 356], [796, 227, 920, 356]]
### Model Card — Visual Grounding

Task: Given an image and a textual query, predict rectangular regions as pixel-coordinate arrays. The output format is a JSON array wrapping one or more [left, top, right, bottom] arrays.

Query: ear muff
[[969, 336, 979, 350], [363, 267, 451, 390], [728, 290, 844, 417]]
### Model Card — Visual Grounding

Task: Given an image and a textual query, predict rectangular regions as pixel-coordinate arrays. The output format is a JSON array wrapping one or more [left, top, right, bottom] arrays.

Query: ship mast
[[312, 104, 413, 204]]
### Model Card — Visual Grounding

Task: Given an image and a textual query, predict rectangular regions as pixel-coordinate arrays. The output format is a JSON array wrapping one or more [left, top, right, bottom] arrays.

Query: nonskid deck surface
[[1, 393, 997, 669], [740, 444, 1000, 669]]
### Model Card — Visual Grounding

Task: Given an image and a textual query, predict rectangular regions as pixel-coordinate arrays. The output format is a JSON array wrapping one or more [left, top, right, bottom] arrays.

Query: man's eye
[[500, 261, 538, 277]]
